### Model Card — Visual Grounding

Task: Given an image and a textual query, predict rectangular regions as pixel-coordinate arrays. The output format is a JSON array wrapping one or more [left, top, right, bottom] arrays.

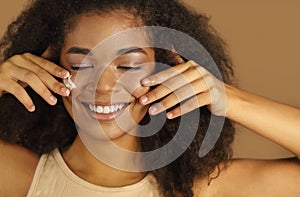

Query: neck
[[62, 135, 146, 187]]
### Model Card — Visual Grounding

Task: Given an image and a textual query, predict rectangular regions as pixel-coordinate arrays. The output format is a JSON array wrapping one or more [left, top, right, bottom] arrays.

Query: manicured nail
[[167, 112, 173, 119], [142, 78, 151, 85], [59, 70, 70, 78], [65, 89, 70, 96], [140, 96, 148, 104], [50, 95, 57, 103], [149, 106, 157, 115], [29, 105, 35, 112], [61, 87, 70, 96]]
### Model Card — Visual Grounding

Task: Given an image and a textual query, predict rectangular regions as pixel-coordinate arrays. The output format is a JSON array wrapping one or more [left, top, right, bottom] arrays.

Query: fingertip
[[59, 69, 70, 79], [148, 105, 157, 115], [50, 95, 58, 104], [64, 71, 70, 79], [141, 78, 153, 86], [28, 105, 36, 112], [140, 95, 148, 105], [166, 112, 174, 119], [60, 87, 70, 96]]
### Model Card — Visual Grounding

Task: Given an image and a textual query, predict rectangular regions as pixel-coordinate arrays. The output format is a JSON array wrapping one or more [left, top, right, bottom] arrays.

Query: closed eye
[[70, 64, 94, 71], [117, 65, 141, 71]]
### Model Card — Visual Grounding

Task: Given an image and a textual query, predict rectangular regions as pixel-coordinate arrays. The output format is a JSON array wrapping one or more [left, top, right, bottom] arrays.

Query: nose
[[95, 66, 119, 94]]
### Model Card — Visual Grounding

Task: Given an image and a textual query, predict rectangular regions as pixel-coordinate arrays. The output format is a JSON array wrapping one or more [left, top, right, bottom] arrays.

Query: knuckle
[[7, 54, 23, 64], [185, 98, 198, 109], [159, 100, 168, 108], [187, 60, 197, 67], [54, 67, 62, 74], [11, 85, 25, 96], [204, 75, 215, 87], [0, 61, 12, 72], [23, 71, 37, 81], [41, 87, 50, 96], [23, 52, 31, 57], [174, 88, 187, 99], [149, 89, 159, 99], [36, 68, 48, 76], [13, 54, 23, 60], [53, 82, 64, 93], [39, 58, 48, 66]]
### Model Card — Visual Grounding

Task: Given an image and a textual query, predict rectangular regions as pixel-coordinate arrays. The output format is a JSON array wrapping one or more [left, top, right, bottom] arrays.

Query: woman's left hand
[[139, 60, 228, 119]]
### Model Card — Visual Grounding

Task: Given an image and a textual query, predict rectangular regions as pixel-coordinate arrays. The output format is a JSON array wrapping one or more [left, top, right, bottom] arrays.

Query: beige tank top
[[27, 149, 161, 197]]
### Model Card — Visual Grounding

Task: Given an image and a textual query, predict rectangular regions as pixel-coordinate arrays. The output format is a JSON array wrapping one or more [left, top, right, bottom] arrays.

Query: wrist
[[224, 84, 249, 121]]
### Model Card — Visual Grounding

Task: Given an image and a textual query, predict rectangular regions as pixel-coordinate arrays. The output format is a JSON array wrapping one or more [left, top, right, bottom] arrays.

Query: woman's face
[[60, 13, 155, 141]]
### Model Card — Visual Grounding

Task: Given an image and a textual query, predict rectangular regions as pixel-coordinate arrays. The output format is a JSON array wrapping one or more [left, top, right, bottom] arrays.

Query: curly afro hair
[[0, 0, 235, 196]]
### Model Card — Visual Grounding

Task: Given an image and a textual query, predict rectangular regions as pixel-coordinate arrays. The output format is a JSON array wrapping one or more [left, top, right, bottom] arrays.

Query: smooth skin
[[1, 13, 300, 197]]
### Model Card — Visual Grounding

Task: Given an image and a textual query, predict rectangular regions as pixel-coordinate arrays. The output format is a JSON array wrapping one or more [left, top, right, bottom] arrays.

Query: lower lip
[[85, 105, 128, 121]]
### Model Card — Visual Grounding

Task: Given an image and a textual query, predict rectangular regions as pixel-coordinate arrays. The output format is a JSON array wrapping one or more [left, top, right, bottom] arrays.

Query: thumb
[[41, 45, 55, 60], [171, 47, 185, 64]]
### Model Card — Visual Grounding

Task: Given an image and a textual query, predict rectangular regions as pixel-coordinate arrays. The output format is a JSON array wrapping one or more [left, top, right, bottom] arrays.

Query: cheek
[[117, 65, 155, 98]]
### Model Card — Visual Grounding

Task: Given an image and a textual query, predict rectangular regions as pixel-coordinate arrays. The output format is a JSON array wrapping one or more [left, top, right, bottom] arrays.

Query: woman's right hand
[[0, 48, 70, 112]]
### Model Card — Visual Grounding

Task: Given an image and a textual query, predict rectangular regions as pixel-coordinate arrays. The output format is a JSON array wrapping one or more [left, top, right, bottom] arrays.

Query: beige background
[[1, 0, 299, 159]]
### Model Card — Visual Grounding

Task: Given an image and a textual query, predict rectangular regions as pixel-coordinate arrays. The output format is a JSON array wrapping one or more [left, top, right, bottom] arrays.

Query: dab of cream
[[63, 75, 77, 90]]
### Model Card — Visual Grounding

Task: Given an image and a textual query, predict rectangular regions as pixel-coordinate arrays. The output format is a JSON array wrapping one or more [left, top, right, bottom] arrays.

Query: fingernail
[[61, 87, 70, 96], [140, 96, 148, 104], [65, 89, 70, 96], [167, 112, 173, 119], [149, 106, 157, 115], [29, 105, 35, 112], [50, 95, 57, 103], [59, 70, 70, 78], [142, 78, 151, 85]]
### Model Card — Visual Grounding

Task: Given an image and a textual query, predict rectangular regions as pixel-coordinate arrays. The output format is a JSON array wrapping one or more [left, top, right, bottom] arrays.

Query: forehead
[[62, 13, 152, 59], [63, 13, 142, 49]]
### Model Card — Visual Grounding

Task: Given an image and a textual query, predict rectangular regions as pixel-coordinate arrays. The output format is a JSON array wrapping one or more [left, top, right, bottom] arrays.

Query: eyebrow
[[66, 47, 92, 55], [116, 47, 148, 56], [66, 46, 148, 57]]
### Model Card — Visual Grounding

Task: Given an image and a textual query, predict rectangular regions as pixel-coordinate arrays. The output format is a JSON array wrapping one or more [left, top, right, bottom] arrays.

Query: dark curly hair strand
[[0, 1, 235, 196]]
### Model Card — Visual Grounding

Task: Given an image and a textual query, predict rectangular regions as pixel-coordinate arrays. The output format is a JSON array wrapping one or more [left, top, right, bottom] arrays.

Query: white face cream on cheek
[[63, 75, 77, 90]]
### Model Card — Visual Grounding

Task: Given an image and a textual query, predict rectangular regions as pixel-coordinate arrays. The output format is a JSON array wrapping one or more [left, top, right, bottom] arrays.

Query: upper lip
[[84, 101, 130, 106]]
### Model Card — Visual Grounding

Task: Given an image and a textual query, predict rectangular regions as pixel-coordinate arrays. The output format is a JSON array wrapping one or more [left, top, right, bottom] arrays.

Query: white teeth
[[110, 105, 115, 112], [96, 106, 103, 113], [88, 104, 126, 114], [103, 106, 110, 114]]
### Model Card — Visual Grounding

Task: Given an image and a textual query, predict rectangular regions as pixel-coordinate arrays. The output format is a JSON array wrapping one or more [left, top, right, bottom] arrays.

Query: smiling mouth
[[88, 103, 127, 114], [83, 102, 129, 120]]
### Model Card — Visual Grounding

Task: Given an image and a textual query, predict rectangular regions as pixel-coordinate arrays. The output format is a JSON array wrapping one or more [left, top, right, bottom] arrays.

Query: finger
[[141, 60, 196, 86], [140, 66, 208, 105], [22, 52, 70, 79], [170, 47, 185, 64], [132, 86, 150, 99], [41, 46, 54, 60], [6, 64, 59, 105], [0, 74, 35, 112], [148, 78, 209, 115], [8, 56, 70, 96], [166, 92, 211, 119]]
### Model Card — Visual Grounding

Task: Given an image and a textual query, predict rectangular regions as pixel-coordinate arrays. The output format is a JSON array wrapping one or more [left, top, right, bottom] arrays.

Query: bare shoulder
[[0, 139, 39, 196], [193, 158, 300, 196]]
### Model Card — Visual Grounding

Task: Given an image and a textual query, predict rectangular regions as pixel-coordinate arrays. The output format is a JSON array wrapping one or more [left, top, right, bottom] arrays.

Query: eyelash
[[118, 65, 141, 71], [70, 64, 94, 71], [70, 64, 141, 71]]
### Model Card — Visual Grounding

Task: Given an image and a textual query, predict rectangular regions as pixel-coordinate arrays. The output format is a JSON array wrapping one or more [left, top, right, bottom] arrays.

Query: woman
[[0, 0, 299, 196]]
